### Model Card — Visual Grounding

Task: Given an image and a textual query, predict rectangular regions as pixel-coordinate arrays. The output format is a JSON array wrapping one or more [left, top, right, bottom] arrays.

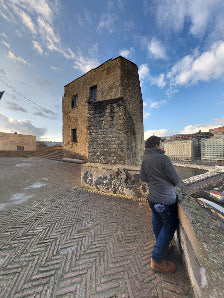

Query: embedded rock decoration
[[81, 163, 148, 199]]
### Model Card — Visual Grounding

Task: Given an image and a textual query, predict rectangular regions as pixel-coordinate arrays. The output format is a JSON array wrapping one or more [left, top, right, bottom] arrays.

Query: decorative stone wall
[[0, 132, 36, 151], [81, 163, 148, 199], [62, 56, 144, 166]]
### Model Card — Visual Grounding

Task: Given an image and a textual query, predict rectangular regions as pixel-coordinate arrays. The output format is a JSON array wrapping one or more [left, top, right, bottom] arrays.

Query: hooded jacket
[[140, 147, 179, 205]]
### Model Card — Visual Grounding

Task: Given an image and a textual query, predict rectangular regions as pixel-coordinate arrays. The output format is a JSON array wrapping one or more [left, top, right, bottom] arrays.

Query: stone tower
[[62, 56, 144, 166]]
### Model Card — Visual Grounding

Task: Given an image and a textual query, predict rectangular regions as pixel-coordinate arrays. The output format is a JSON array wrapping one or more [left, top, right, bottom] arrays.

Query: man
[[140, 136, 179, 273]]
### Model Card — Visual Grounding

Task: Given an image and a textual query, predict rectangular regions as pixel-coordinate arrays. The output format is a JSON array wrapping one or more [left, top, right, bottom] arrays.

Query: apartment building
[[201, 137, 224, 162], [163, 139, 200, 161]]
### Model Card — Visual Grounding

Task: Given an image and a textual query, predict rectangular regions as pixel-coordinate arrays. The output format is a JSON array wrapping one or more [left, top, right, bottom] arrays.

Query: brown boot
[[151, 258, 176, 273]]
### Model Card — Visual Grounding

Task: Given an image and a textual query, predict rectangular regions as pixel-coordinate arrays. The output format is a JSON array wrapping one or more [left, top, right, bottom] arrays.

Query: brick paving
[[0, 157, 193, 297]]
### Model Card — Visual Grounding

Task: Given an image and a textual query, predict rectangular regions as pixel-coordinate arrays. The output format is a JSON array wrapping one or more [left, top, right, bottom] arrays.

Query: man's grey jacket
[[140, 147, 179, 205]]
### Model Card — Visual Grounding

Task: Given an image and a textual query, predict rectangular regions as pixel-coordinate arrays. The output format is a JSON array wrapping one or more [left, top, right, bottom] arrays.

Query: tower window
[[89, 85, 97, 102], [72, 95, 78, 108], [72, 129, 77, 142], [17, 146, 24, 151]]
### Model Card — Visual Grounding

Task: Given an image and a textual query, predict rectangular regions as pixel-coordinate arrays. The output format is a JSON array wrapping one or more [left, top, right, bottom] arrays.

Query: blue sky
[[0, 0, 224, 141]]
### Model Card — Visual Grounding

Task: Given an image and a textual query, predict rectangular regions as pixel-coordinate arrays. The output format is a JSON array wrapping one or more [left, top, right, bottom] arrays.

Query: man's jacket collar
[[144, 147, 165, 155]]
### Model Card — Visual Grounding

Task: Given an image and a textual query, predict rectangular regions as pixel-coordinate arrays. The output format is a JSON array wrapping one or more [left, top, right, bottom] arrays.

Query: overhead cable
[[0, 78, 61, 117]]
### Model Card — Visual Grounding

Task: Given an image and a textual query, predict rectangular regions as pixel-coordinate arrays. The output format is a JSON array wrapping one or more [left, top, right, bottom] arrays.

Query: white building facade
[[201, 137, 224, 162], [164, 139, 200, 161]]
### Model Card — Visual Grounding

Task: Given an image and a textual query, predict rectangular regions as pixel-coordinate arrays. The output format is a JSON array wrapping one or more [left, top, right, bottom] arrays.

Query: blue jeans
[[149, 201, 178, 263]]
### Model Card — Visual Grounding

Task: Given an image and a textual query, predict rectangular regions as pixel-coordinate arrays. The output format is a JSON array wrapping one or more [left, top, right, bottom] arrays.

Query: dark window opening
[[17, 146, 24, 151], [72, 129, 77, 143], [89, 85, 97, 102], [72, 95, 78, 108]]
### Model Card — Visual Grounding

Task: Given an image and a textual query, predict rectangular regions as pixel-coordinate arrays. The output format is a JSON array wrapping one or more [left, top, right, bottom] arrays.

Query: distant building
[[0, 132, 36, 151], [201, 137, 224, 162], [164, 139, 200, 161], [209, 126, 224, 135], [209, 190, 224, 201], [62, 56, 144, 166], [172, 131, 212, 141]]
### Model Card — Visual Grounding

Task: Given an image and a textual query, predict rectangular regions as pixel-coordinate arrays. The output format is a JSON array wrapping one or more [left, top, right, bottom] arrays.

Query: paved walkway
[[0, 157, 193, 297]]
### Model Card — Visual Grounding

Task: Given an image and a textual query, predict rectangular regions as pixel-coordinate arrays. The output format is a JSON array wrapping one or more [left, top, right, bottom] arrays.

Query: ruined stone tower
[[62, 56, 144, 166]]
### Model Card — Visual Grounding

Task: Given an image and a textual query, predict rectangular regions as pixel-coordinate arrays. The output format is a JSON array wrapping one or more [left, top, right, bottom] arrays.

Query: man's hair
[[145, 136, 161, 148]]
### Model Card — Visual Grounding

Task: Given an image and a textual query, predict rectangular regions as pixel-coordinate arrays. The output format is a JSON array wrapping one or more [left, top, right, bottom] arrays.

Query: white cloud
[[97, 14, 117, 33], [2, 40, 10, 48], [168, 40, 224, 87], [9, 0, 54, 23], [155, 0, 224, 38], [1, 1, 99, 74], [77, 9, 92, 26], [88, 43, 98, 58], [32, 40, 43, 55], [0, 10, 10, 21], [8, 51, 31, 66], [150, 73, 166, 88], [37, 16, 60, 50], [147, 37, 167, 60], [180, 118, 224, 134], [73, 56, 99, 73], [144, 129, 168, 140], [19, 9, 37, 34], [143, 112, 151, 119], [0, 32, 7, 38], [149, 99, 167, 109], [34, 77, 52, 88], [0, 113, 47, 140], [5, 101, 27, 113], [16, 30, 23, 38], [138, 63, 166, 88], [50, 66, 59, 71], [32, 111, 54, 119], [143, 101, 147, 107], [138, 64, 150, 81], [119, 47, 135, 59]]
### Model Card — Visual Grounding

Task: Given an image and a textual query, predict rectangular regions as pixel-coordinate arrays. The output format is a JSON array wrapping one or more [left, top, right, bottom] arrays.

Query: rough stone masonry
[[62, 56, 144, 166]]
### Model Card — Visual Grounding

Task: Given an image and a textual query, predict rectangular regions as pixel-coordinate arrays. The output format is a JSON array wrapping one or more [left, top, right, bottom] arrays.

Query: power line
[[0, 78, 61, 117]]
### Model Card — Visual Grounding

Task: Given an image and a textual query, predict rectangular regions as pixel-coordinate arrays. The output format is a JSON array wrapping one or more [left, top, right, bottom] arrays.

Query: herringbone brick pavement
[[0, 158, 193, 297], [0, 189, 193, 297]]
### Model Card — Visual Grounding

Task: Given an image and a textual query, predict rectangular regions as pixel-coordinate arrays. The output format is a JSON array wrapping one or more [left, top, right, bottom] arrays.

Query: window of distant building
[[88, 85, 97, 102], [17, 146, 24, 151], [72, 129, 77, 143], [72, 94, 78, 108]]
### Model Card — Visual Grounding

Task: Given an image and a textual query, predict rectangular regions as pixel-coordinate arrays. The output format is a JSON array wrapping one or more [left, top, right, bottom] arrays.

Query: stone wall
[[120, 58, 144, 166], [62, 58, 122, 160], [0, 132, 36, 151], [0, 151, 35, 157], [62, 56, 144, 166], [88, 97, 128, 164]]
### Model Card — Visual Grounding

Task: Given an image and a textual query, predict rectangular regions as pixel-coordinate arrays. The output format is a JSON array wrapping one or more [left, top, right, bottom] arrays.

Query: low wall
[[0, 150, 35, 157], [81, 163, 148, 199], [81, 163, 224, 297], [177, 196, 224, 298], [0, 146, 63, 158]]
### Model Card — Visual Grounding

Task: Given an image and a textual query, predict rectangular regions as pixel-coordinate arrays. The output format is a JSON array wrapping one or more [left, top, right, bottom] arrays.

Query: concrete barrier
[[81, 163, 224, 297]]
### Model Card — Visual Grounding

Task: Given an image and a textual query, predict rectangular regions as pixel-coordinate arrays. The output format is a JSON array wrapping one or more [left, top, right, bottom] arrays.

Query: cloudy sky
[[0, 0, 224, 141]]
